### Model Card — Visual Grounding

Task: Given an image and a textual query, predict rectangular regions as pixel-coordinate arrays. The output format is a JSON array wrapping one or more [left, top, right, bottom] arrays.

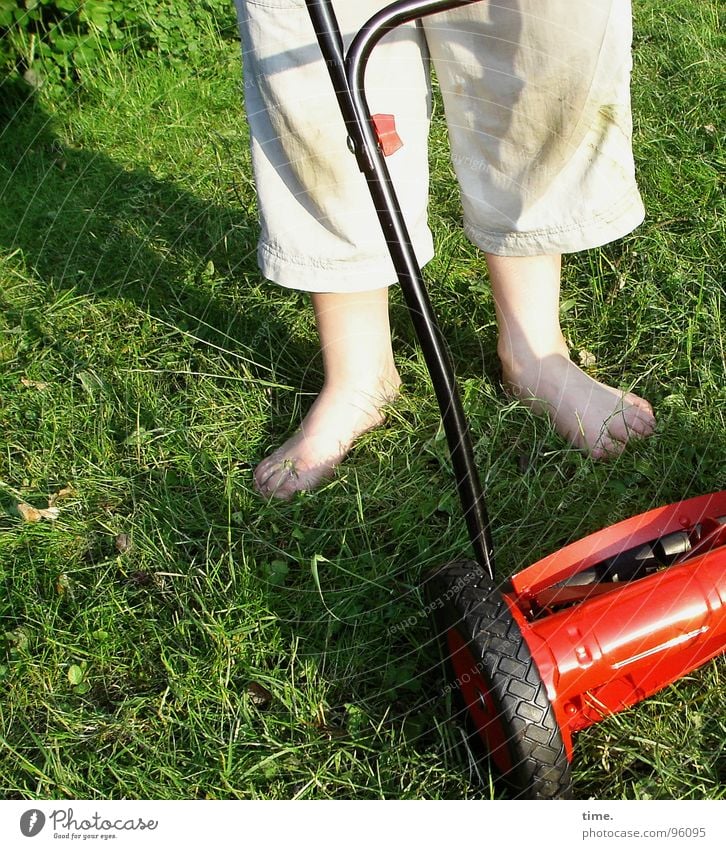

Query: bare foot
[[254, 374, 401, 499], [503, 351, 656, 459]]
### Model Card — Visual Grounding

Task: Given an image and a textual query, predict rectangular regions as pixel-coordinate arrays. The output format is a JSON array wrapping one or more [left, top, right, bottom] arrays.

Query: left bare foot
[[503, 350, 656, 459]]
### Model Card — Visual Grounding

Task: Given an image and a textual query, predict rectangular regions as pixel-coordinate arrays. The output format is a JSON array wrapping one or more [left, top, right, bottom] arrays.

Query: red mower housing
[[504, 490, 726, 759]]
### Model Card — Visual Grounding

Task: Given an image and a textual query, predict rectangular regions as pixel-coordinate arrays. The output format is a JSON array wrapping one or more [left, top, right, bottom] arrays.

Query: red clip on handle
[[371, 113, 403, 156]]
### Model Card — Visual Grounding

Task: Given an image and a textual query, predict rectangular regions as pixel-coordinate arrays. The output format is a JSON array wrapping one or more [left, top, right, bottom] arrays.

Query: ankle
[[497, 334, 569, 382], [322, 365, 401, 404]]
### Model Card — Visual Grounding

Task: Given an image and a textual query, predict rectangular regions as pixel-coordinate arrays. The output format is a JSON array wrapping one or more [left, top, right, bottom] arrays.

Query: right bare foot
[[254, 373, 401, 500]]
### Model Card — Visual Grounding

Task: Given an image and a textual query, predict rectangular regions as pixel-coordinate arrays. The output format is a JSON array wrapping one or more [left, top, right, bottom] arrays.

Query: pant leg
[[234, 0, 434, 292], [423, 0, 645, 256]]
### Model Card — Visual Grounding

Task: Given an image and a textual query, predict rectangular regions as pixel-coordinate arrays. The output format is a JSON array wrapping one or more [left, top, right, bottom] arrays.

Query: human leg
[[234, 2, 432, 496], [487, 254, 655, 457], [424, 0, 645, 256], [424, 0, 654, 455], [254, 288, 401, 498]]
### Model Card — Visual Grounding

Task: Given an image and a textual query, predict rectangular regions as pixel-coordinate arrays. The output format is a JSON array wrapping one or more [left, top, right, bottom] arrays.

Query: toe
[[591, 434, 625, 460], [625, 394, 656, 426], [254, 453, 298, 500], [256, 467, 298, 501], [602, 394, 655, 443], [628, 412, 656, 438], [604, 412, 636, 444], [253, 458, 271, 485], [253, 457, 278, 492], [622, 398, 656, 439], [627, 393, 654, 418]]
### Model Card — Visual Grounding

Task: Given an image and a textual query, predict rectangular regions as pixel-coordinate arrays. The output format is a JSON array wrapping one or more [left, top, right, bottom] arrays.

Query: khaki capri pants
[[234, 0, 645, 292]]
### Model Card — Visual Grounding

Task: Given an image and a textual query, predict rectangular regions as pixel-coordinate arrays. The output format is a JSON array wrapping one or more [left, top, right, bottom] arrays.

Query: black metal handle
[[306, 0, 495, 579]]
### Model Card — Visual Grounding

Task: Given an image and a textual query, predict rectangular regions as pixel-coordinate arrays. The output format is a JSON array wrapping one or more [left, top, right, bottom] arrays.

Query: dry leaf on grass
[[20, 378, 49, 390], [578, 350, 597, 368], [115, 533, 131, 554], [15, 485, 73, 522], [55, 573, 72, 596], [48, 485, 75, 507], [16, 502, 60, 523], [246, 682, 273, 707]]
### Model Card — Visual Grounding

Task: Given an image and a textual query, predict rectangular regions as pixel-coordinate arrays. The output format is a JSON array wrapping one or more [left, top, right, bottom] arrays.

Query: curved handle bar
[[306, 0, 495, 579]]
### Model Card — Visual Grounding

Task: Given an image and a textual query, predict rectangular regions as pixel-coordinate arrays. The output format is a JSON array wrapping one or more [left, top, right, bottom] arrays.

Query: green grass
[[0, 0, 724, 800]]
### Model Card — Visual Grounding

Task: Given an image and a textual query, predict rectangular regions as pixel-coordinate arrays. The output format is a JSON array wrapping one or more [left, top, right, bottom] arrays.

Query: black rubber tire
[[423, 560, 573, 799]]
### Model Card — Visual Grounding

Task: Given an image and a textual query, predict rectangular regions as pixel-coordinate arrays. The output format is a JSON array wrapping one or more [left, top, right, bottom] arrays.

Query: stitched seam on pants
[[463, 189, 642, 241]]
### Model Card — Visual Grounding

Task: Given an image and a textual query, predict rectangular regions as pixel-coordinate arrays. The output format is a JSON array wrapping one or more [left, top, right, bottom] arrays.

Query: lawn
[[0, 0, 723, 799]]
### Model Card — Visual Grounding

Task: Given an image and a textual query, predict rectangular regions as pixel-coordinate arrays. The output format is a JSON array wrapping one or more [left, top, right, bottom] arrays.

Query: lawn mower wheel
[[425, 561, 573, 799]]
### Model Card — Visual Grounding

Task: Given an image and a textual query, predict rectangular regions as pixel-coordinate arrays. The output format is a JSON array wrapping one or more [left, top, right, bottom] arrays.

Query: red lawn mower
[[305, 0, 726, 798]]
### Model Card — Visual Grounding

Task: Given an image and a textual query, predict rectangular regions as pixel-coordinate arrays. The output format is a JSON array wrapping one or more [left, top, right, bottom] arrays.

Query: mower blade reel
[[424, 492, 726, 799]]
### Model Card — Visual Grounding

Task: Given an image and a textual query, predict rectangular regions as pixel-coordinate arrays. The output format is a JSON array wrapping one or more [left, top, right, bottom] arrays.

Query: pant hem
[[257, 237, 435, 293], [463, 192, 646, 257]]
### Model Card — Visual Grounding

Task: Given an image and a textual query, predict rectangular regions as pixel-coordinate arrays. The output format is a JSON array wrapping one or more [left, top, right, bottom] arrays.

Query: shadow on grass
[[0, 75, 316, 398]]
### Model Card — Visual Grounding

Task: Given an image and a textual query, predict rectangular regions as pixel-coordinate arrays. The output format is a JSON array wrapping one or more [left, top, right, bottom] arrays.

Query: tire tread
[[425, 561, 573, 799]]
